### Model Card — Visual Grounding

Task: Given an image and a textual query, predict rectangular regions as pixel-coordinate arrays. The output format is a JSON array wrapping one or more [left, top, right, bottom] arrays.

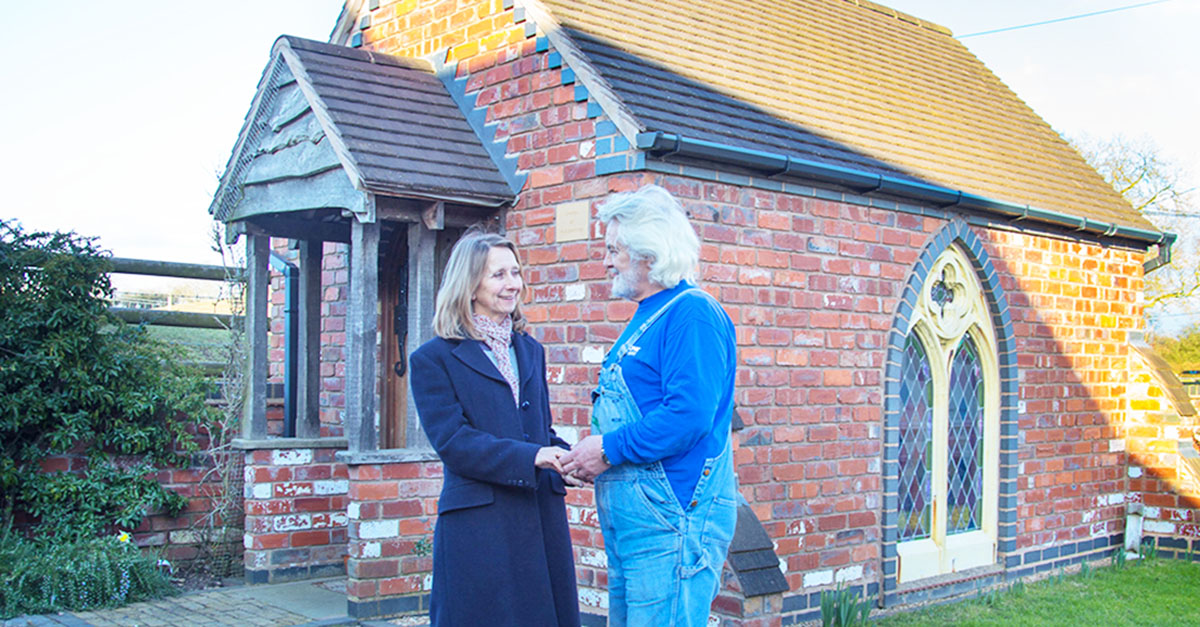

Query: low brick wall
[[344, 457, 441, 619], [241, 444, 350, 583]]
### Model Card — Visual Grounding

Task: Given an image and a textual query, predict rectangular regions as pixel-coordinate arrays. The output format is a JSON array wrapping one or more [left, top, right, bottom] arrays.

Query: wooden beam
[[404, 222, 438, 450], [245, 214, 352, 243], [110, 307, 235, 329], [296, 240, 323, 439], [346, 218, 380, 452], [109, 258, 235, 281], [243, 234, 270, 440]]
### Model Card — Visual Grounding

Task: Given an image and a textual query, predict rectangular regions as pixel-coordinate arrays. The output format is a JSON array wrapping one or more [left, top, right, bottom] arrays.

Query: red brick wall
[[242, 447, 349, 583], [35, 446, 244, 570], [345, 460, 441, 617], [986, 232, 1141, 554], [267, 240, 349, 438]]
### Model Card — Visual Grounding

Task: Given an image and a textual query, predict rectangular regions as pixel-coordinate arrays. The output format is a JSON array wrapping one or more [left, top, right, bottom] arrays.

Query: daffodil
[[117, 531, 131, 543]]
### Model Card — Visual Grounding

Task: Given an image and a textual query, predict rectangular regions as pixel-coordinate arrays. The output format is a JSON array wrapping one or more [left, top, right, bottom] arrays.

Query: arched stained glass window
[[896, 244, 999, 584]]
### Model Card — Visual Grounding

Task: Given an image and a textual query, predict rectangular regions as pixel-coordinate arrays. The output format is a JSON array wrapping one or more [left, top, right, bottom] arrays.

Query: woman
[[409, 231, 580, 627]]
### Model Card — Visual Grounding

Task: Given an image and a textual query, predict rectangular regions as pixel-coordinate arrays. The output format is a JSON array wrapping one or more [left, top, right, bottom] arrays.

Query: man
[[561, 184, 738, 626]]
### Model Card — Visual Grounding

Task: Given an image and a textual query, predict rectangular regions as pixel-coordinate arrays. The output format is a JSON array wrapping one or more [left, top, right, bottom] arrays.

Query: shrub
[[0, 527, 175, 618], [0, 219, 220, 540]]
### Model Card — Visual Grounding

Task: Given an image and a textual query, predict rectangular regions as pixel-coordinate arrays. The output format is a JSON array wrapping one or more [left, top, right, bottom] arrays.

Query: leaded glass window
[[895, 244, 999, 583], [899, 335, 933, 541], [947, 335, 984, 534]]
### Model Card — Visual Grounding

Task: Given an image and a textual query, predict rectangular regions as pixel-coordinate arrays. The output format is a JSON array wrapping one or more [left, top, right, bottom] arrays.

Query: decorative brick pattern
[[242, 447, 349, 583]]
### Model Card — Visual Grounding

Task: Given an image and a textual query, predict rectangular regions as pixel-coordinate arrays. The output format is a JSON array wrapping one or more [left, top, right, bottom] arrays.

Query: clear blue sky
[[1, 1, 1195, 269]]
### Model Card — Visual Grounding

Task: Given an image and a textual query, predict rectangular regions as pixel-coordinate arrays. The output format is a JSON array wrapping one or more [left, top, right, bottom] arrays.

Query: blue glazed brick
[[632, 152, 645, 169], [680, 165, 718, 181], [587, 101, 603, 118], [613, 136, 630, 152], [350, 32, 363, 48], [813, 187, 841, 201], [595, 155, 628, 175], [595, 121, 617, 137], [574, 84, 588, 101], [561, 68, 576, 85], [781, 594, 807, 612], [718, 171, 751, 186], [524, 22, 537, 37], [503, 0, 514, 7], [753, 178, 784, 192], [645, 160, 682, 175], [595, 138, 612, 156], [359, 15, 371, 29], [536, 36, 549, 52], [513, 6, 526, 22], [548, 51, 562, 68]]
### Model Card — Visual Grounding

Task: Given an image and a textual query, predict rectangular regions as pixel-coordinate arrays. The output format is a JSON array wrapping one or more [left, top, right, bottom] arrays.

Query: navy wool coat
[[410, 331, 580, 627]]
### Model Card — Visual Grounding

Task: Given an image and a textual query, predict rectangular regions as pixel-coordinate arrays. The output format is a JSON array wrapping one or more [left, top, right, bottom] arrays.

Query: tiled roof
[[536, 0, 1154, 232], [211, 36, 512, 222]]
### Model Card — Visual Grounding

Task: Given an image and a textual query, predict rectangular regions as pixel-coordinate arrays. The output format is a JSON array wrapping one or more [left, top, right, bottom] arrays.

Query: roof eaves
[[635, 130, 1175, 266]]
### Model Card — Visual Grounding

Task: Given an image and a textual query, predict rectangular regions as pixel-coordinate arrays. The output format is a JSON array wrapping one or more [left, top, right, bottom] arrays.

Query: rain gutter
[[635, 131, 1174, 272]]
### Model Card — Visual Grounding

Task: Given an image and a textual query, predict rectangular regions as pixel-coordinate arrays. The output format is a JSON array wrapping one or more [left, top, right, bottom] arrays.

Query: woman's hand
[[535, 446, 568, 474]]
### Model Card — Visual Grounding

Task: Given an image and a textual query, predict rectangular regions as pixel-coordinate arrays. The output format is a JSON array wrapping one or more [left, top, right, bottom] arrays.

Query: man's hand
[[560, 435, 611, 482]]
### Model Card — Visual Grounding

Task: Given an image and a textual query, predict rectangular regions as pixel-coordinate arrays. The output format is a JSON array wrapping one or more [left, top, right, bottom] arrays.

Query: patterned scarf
[[473, 314, 520, 405]]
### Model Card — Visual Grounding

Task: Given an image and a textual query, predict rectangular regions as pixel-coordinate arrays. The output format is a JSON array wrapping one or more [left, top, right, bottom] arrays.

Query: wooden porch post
[[404, 222, 438, 449], [243, 233, 270, 439], [346, 218, 380, 452], [295, 239, 323, 439]]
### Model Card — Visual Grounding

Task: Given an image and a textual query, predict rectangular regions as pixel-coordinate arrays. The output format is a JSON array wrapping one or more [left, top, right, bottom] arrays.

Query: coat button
[[521, 401, 530, 409], [690, 500, 698, 508], [524, 433, 530, 441], [703, 469, 711, 476]]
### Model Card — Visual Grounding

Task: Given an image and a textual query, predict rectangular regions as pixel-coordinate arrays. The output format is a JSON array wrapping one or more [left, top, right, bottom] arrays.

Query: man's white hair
[[597, 184, 699, 288]]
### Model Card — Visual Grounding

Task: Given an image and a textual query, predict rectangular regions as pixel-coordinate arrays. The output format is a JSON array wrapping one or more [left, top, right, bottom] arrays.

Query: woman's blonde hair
[[432, 231, 527, 340]]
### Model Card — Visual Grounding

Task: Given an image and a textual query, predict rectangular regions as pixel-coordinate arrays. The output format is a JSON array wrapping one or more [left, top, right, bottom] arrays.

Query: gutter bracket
[[939, 191, 964, 210], [767, 155, 791, 177]]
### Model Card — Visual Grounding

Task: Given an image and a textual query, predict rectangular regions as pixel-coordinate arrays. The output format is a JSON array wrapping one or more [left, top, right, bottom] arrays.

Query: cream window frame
[[897, 244, 1000, 584]]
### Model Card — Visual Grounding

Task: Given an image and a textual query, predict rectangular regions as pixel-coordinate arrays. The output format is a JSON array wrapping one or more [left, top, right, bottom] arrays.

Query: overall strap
[[612, 288, 703, 362]]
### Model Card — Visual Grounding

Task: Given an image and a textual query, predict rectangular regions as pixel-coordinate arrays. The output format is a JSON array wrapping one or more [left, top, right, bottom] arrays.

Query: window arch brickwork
[[882, 219, 1019, 605]]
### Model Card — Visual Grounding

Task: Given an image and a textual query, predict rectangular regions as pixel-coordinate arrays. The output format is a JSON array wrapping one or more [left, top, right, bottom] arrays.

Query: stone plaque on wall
[[556, 200, 589, 242]]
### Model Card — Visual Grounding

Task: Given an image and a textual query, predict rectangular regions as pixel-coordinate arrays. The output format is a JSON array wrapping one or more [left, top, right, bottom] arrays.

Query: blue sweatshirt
[[600, 281, 737, 507]]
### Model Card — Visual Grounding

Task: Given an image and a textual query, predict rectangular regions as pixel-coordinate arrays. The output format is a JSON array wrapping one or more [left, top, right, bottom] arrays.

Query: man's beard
[[612, 264, 648, 300]]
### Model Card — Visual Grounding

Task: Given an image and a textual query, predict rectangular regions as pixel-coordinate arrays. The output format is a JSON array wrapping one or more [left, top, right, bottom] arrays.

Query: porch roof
[[209, 36, 513, 224]]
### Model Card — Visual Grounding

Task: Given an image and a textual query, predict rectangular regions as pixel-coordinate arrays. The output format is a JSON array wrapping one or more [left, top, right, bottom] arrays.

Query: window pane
[[899, 334, 933, 541], [947, 334, 984, 534]]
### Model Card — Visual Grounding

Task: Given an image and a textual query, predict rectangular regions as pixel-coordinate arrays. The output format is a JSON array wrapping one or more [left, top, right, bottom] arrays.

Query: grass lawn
[[876, 556, 1200, 626], [144, 325, 232, 364]]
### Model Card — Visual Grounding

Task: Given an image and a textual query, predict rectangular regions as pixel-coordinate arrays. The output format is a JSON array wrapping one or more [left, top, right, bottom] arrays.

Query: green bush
[[0, 528, 175, 618], [0, 219, 220, 540]]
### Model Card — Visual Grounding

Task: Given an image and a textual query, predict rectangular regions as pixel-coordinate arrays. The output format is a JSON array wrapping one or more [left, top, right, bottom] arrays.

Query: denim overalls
[[593, 289, 738, 626]]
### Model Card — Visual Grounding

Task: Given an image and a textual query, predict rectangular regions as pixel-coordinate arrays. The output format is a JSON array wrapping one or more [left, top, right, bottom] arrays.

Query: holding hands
[[560, 435, 611, 483], [535, 446, 588, 486]]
